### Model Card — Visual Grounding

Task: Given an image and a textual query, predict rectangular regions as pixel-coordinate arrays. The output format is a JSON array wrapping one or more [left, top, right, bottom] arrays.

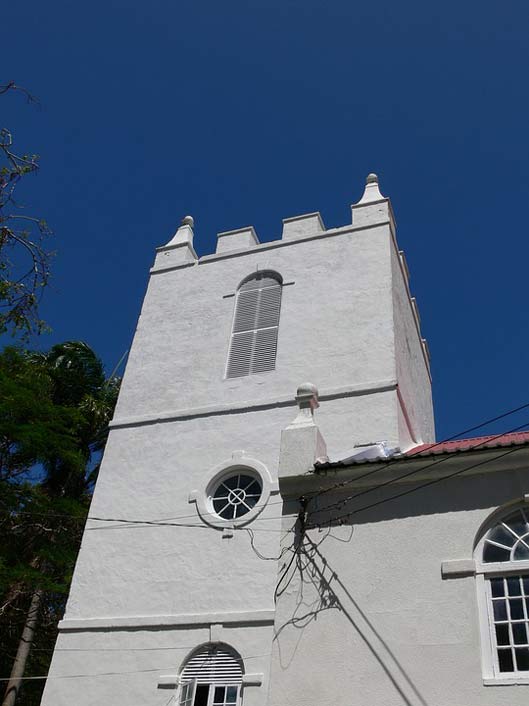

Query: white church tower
[[40, 174, 434, 706]]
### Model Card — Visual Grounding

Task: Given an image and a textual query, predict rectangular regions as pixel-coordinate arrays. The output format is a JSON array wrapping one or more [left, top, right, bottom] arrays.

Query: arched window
[[179, 643, 244, 706], [226, 272, 282, 378], [476, 506, 529, 680]]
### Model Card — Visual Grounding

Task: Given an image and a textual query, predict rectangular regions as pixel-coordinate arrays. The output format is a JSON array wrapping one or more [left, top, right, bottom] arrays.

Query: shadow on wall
[[271, 461, 529, 704], [273, 535, 430, 706], [306, 464, 529, 527]]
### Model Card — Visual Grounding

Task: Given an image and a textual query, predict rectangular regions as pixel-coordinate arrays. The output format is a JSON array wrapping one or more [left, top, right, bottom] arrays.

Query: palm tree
[[0, 341, 120, 706], [31, 341, 120, 497]]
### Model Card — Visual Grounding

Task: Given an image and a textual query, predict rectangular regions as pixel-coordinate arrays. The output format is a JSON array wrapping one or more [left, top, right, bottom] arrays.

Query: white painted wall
[[41, 623, 275, 706], [115, 224, 398, 422], [271, 444, 529, 706], [41, 178, 435, 706], [390, 243, 434, 447]]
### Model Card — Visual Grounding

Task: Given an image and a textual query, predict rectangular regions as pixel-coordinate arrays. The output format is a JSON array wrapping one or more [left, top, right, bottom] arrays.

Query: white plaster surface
[[281, 212, 324, 240], [41, 184, 438, 706], [115, 219, 429, 445], [391, 242, 434, 446], [63, 394, 404, 621], [41, 624, 274, 706], [216, 226, 259, 254], [270, 466, 529, 706]]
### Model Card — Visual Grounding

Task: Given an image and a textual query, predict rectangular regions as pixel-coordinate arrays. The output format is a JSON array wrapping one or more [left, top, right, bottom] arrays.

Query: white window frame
[[177, 644, 244, 706], [475, 506, 529, 685], [210, 471, 263, 522], [188, 453, 279, 529], [179, 681, 242, 706]]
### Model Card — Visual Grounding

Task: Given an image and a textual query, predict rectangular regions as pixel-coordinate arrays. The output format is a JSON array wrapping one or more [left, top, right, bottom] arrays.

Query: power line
[[82, 418, 529, 532], [244, 527, 296, 560], [306, 443, 528, 530], [5, 448, 523, 682], [1, 510, 291, 534], [1, 645, 203, 654], [3, 400, 529, 533], [0, 652, 272, 682], [305, 403, 529, 502], [307, 420, 529, 519], [84, 517, 291, 534]]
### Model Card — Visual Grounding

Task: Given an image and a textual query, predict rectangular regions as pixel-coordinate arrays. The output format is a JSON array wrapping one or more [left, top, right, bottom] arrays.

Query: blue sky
[[2, 0, 529, 441]]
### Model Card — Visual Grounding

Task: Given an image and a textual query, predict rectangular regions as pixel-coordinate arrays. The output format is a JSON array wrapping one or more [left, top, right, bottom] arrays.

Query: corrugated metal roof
[[315, 431, 529, 470], [406, 431, 529, 457]]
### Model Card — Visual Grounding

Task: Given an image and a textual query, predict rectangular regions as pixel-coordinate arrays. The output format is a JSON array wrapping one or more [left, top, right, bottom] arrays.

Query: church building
[[40, 175, 529, 706]]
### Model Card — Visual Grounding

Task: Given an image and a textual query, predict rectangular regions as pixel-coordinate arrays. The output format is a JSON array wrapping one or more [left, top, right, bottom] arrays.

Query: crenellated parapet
[[216, 225, 260, 254], [149, 173, 430, 385], [281, 212, 325, 240]]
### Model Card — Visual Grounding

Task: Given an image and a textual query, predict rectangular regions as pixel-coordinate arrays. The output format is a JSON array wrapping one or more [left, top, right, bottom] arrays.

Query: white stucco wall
[[114, 223, 398, 423], [41, 188, 435, 705], [390, 243, 434, 447], [41, 623, 274, 706], [270, 463, 529, 706]]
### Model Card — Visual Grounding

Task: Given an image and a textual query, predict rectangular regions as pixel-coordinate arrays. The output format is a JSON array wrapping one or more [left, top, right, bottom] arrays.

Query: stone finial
[[351, 173, 395, 229], [278, 383, 328, 478], [356, 173, 385, 204], [294, 383, 319, 422], [163, 215, 195, 248], [152, 214, 198, 271]]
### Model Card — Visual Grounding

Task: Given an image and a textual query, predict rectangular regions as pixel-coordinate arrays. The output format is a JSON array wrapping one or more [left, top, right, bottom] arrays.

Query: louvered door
[[226, 274, 282, 378]]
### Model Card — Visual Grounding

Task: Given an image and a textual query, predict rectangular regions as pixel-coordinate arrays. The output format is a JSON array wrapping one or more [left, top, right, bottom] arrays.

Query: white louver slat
[[226, 331, 253, 378], [226, 273, 282, 378], [256, 285, 281, 329], [181, 646, 243, 685], [232, 290, 259, 333], [251, 327, 278, 374]]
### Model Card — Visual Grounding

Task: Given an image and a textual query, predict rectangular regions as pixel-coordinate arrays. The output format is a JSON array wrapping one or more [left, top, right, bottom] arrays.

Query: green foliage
[[0, 348, 84, 483], [0, 341, 120, 704]]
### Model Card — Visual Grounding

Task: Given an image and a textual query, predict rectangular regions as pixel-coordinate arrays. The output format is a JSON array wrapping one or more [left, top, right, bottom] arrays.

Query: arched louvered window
[[179, 643, 244, 706], [476, 506, 529, 681], [226, 272, 282, 378]]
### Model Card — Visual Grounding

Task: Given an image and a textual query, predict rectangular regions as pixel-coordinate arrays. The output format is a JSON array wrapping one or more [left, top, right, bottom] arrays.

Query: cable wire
[[307, 420, 529, 519], [5, 397, 529, 527], [0, 652, 272, 682], [3, 402, 529, 536], [306, 405, 529, 502], [307, 443, 527, 530]]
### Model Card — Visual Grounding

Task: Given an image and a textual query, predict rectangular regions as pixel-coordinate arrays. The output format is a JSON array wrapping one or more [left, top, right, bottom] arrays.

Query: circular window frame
[[210, 471, 263, 522], [190, 453, 277, 529]]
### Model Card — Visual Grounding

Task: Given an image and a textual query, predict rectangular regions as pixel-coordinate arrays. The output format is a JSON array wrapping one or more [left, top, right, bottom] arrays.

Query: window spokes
[[483, 509, 529, 564], [514, 543, 529, 560], [211, 472, 263, 521]]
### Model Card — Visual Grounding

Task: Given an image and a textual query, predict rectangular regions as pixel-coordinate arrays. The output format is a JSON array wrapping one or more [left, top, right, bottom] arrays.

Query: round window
[[211, 473, 263, 520]]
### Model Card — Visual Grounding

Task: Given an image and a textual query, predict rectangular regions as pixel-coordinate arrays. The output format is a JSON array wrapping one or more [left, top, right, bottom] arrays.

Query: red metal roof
[[315, 431, 529, 470], [407, 431, 529, 457]]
